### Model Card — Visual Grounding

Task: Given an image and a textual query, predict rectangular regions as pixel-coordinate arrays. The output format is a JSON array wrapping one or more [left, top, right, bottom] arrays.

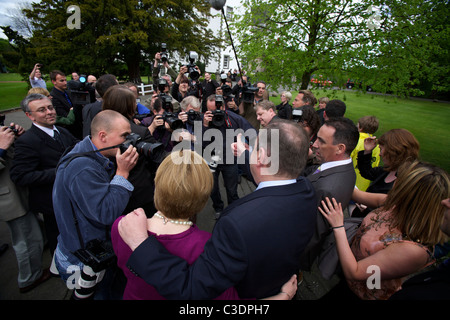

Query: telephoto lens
[[72, 265, 105, 300]]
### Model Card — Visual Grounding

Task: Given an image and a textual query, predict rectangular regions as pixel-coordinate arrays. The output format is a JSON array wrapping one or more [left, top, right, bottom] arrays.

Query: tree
[[233, 0, 377, 90], [233, 0, 449, 98], [5, 0, 222, 82]]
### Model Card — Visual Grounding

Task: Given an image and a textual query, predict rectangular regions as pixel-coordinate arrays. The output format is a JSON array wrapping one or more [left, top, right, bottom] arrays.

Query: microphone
[[209, 0, 226, 10]]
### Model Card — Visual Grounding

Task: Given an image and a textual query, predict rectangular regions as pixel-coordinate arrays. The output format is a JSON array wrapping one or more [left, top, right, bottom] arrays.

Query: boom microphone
[[210, 0, 226, 11]]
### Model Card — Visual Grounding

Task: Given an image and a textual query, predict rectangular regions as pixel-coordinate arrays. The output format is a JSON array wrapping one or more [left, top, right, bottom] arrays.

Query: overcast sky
[[0, 0, 36, 39]]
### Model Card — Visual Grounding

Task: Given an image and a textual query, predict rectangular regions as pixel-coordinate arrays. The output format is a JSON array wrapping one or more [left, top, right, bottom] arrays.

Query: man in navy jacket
[[119, 119, 317, 299]]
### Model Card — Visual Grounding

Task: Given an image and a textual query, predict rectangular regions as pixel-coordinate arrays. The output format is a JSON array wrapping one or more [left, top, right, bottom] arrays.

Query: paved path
[[0, 109, 255, 300]]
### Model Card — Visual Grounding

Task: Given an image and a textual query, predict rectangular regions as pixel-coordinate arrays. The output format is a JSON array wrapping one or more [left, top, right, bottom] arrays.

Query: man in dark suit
[[298, 117, 358, 299], [118, 120, 318, 299], [82, 74, 118, 138], [50, 70, 83, 138], [10, 93, 78, 256]]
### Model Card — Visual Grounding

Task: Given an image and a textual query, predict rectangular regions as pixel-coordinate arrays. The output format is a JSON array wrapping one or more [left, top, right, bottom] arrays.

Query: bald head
[[91, 110, 128, 137]]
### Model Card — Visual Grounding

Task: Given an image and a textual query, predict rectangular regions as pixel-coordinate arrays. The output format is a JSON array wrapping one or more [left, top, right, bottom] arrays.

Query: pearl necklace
[[154, 212, 193, 226]]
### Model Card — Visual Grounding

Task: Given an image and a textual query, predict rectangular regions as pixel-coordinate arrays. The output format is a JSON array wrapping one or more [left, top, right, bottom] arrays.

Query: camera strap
[[224, 111, 232, 129]]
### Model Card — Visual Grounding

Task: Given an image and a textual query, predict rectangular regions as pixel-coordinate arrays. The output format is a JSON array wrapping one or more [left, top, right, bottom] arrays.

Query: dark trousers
[[210, 163, 239, 212]]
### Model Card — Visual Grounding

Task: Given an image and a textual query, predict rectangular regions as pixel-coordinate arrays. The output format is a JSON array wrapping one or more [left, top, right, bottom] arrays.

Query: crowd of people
[[0, 56, 448, 301]]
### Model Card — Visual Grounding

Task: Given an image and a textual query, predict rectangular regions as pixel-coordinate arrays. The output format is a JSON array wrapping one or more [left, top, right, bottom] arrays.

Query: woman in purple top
[[111, 150, 297, 300]]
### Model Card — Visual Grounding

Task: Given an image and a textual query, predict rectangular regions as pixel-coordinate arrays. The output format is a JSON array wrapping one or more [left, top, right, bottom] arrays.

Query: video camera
[[241, 80, 259, 104], [120, 133, 164, 160], [68, 74, 95, 105]]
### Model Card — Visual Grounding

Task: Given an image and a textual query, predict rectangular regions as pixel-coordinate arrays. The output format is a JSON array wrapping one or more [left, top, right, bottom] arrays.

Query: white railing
[[139, 83, 154, 96]]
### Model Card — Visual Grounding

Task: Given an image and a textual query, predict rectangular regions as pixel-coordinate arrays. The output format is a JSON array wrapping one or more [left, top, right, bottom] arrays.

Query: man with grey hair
[[10, 93, 78, 257]]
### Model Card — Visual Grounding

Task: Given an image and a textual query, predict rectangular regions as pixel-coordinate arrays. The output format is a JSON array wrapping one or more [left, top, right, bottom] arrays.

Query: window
[[223, 55, 230, 69], [226, 6, 233, 19]]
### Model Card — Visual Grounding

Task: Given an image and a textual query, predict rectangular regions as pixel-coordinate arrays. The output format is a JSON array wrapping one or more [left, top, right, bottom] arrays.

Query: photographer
[[217, 77, 239, 114], [152, 51, 177, 85], [171, 66, 190, 103], [177, 96, 202, 150], [203, 94, 256, 218], [0, 121, 51, 294], [143, 97, 184, 152], [102, 85, 165, 215], [29, 63, 47, 89], [150, 78, 180, 115], [53, 110, 139, 299], [201, 72, 220, 112]]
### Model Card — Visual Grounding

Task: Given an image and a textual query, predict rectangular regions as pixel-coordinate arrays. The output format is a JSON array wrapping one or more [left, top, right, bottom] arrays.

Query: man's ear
[[258, 146, 270, 166], [336, 143, 346, 155], [97, 130, 107, 143], [25, 112, 35, 122]]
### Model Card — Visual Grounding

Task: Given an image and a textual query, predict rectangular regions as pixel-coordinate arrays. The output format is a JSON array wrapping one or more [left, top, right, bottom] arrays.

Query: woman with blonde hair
[[320, 160, 449, 300], [111, 150, 297, 300], [275, 91, 292, 119]]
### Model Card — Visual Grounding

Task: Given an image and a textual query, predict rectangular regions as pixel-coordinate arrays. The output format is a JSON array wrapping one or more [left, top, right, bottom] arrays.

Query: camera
[[120, 133, 164, 159], [162, 112, 184, 130], [187, 51, 200, 81], [159, 93, 173, 112], [207, 150, 221, 173], [157, 78, 169, 94], [72, 239, 115, 300], [292, 108, 303, 122], [215, 94, 224, 108], [241, 81, 259, 103], [160, 43, 169, 63], [210, 110, 226, 128], [68, 74, 95, 105], [186, 109, 202, 125], [73, 239, 116, 273], [0, 115, 18, 135]]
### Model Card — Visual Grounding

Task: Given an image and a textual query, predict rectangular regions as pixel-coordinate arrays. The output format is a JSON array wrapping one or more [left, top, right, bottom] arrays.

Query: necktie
[[64, 91, 72, 107], [53, 130, 64, 149], [313, 166, 321, 174]]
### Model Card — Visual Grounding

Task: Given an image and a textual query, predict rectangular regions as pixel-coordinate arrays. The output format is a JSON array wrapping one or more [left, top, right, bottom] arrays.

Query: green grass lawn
[[269, 89, 450, 172]]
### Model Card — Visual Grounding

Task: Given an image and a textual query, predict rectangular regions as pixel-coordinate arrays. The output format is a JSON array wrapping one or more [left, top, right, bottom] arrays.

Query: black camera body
[[120, 133, 164, 159], [241, 81, 259, 104], [68, 74, 95, 105], [187, 51, 200, 81], [158, 92, 173, 112], [215, 94, 224, 108], [187, 109, 202, 125], [0, 115, 18, 135], [162, 112, 184, 130], [210, 109, 226, 128], [160, 43, 169, 63], [221, 84, 234, 100], [73, 239, 116, 273], [157, 78, 169, 94]]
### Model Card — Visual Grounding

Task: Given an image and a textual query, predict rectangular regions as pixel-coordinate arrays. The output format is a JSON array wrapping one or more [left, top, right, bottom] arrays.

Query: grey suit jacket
[[299, 161, 356, 270], [0, 147, 29, 222]]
